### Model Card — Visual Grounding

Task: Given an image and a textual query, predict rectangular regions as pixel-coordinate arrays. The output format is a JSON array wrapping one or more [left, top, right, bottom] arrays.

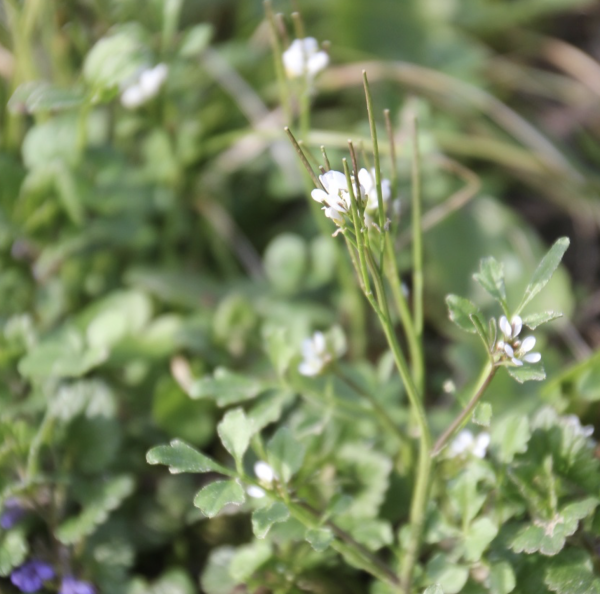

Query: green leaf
[[200, 547, 236, 594], [251, 502, 290, 539], [446, 295, 482, 334], [463, 517, 498, 562], [544, 549, 600, 594], [263, 233, 308, 294], [516, 237, 570, 314], [507, 361, 546, 384], [521, 311, 563, 330], [56, 475, 134, 544], [426, 554, 469, 594], [267, 427, 305, 483], [179, 24, 213, 58], [247, 390, 291, 432], [146, 439, 226, 475], [473, 256, 507, 308], [490, 561, 516, 594], [229, 541, 272, 582], [0, 530, 28, 577], [217, 408, 254, 465], [83, 24, 151, 91], [424, 587, 444, 594], [305, 527, 333, 552], [472, 402, 492, 427], [491, 414, 531, 463], [189, 368, 264, 407], [469, 313, 490, 352], [193, 480, 245, 519], [347, 518, 393, 551], [18, 329, 108, 379], [53, 162, 84, 225], [510, 498, 598, 556]]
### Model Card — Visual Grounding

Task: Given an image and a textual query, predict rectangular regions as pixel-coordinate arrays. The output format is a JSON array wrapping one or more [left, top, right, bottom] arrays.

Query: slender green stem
[[335, 367, 406, 447], [384, 235, 424, 394], [431, 361, 496, 458], [411, 117, 424, 341], [364, 250, 431, 592]]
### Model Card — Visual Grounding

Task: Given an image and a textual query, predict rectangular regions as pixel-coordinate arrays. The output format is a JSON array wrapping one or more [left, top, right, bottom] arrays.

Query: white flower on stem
[[311, 170, 356, 227], [282, 38, 329, 79], [254, 461, 276, 484], [121, 63, 168, 109], [449, 430, 490, 459], [357, 168, 395, 228], [298, 331, 331, 376], [495, 315, 541, 366], [246, 485, 266, 499]]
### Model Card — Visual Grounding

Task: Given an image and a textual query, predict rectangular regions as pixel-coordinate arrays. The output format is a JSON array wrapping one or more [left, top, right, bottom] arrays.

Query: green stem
[[431, 361, 496, 458], [365, 251, 431, 592], [411, 117, 424, 342], [334, 367, 406, 447], [384, 235, 424, 394]]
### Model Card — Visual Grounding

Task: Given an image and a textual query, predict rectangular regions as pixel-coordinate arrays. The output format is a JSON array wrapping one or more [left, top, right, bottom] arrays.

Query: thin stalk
[[384, 235, 424, 393], [384, 109, 398, 200], [411, 117, 424, 341], [335, 367, 406, 447], [365, 250, 431, 592], [431, 361, 496, 457], [285, 126, 322, 189], [264, 1, 292, 123]]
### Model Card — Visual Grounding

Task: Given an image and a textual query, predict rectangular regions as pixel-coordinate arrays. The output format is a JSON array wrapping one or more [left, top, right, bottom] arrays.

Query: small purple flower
[[60, 576, 96, 594], [1, 499, 25, 529], [10, 560, 55, 593]]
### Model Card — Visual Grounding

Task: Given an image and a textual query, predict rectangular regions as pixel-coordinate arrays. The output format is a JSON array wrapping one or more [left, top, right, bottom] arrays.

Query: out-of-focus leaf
[[463, 517, 498, 562], [217, 408, 254, 465], [305, 527, 333, 552], [472, 402, 492, 426], [521, 311, 562, 330], [56, 475, 134, 544], [146, 439, 227, 475], [426, 554, 469, 594], [251, 502, 290, 539], [267, 427, 305, 484], [0, 530, 28, 577], [507, 362, 546, 384], [179, 24, 213, 57], [229, 541, 271, 582], [8, 82, 85, 114], [189, 367, 265, 407], [473, 256, 507, 309], [264, 233, 307, 294], [193, 480, 245, 518], [491, 414, 531, 463], [490, 561, 516, 594]]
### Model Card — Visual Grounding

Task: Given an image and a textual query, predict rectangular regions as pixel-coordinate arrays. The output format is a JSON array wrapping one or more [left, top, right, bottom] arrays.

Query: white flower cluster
[[449, 430, 490, 459], [246, 461, 276, 499], [298, 331, 334, 377], [282, 37, 329, 79], [310, 168, 393, 231], [121, 63, 168, 109], [495, 315, 541, 366]]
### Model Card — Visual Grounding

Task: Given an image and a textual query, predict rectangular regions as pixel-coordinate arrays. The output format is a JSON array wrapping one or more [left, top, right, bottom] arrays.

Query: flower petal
[[307, 51, 329, 77], [523, 352, 541, 363], [511, 315, 523, 338], [499, 316, 512, 339], [503, 343, 514, 357], [511, 357, 523, 366], [520, 336, 536, 353]]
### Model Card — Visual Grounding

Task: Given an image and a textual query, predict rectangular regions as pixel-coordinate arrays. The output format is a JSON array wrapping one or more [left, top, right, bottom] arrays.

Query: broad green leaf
[[56, 475, 134, 544], [522, 311, 563, 330], [263, 233, 307, 294], [193, 480, 245, 518], [146, 439, 226, 475], [200, 547, 236, 594], [0, 530, 28, 576], [510, 498, 597, 556], [507, 361, 546, 384], [463, 517, 498, 562], [473, 256, 507, 308], [251, 502, 290, 539], [229, 541, 272, 582], [544, 549, 600, 594], [189, 368, 264, 407], [18, 329, 108, 379], [83, 24, 150, 91], [516, 237, 570, 314], [217, 408, 254, 464], [424, 587, 444, 594], [426, 554, 469, 594], [305, 527, 333, 552], [491, 414, 531, 463], [490, 561, 516, 594], [347, 518, 393, 551], [446, 295, 481, 334], [267, 427, 305, 483], [472, 402, 492, 427]]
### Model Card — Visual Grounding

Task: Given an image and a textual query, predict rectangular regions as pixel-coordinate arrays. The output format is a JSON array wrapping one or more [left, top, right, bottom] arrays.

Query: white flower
[[449, 430, 490, 458], [121, 63, 168, 109], [298, 331, 333, 377], [496, 315, 541, 366], [254, 461, 276, 483], [357, 168, 391, 213], [282, 38, 329, 79], [246, 486, 266, 499], [311, 170, 355, 227]]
